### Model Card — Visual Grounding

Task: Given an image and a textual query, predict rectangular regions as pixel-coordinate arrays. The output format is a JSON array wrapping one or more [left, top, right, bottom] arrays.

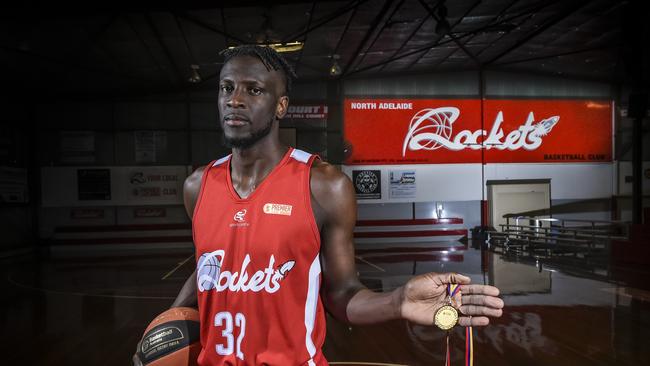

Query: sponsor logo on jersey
[[197, 250, 295, 294], [263, 203, 293, 216], [230, 209, 250, 227], [402, 107, 560, 155]]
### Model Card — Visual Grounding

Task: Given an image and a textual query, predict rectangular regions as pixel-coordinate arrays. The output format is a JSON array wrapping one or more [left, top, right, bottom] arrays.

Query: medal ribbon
[[443, 284, 474, 366], [465, 326, 474, 366]]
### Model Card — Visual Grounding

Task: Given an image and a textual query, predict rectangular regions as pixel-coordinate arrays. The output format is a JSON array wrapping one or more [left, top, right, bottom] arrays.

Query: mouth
[[223, 114, 250, 127]]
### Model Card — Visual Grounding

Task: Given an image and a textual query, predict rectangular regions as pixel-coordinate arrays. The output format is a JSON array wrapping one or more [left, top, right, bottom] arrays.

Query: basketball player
[[136, 45, 504, 366]]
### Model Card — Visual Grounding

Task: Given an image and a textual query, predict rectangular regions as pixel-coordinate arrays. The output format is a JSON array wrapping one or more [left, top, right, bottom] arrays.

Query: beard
[[222, 117, 275, 150]]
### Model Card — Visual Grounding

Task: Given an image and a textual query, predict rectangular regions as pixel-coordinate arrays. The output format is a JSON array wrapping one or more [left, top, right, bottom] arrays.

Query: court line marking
[[7, 274, 176, 300], [161, 254, 194, 280], [355, 256, 385, 272]]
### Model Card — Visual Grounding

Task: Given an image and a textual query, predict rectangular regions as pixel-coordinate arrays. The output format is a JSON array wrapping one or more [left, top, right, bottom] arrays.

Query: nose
[[226, 87, 245, 109]]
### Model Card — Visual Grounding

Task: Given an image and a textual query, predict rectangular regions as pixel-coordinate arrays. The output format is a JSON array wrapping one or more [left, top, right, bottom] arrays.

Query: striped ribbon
[[465, 326, 474, 366], [443, 284, 474, 366]]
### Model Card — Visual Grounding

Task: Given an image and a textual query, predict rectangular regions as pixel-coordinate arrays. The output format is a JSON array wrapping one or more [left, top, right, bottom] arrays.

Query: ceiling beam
[[378, 7, 435, 72], [282, 0, 369, 43], [332, 3, 360, 56], [341, 0, 397, 76], [347, 4, 543, 77], [294, 1, 317, 75], [485, 0, 591, 65], [350, 0, 406, 72], [408, 0, 482, 70], [176, 11, 247, 45], [495, 45, 620, 66], [416, 0, 480, 66]]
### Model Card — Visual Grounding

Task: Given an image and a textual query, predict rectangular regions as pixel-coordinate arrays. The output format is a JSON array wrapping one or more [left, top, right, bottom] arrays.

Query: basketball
[[137, 307, 201, 366]]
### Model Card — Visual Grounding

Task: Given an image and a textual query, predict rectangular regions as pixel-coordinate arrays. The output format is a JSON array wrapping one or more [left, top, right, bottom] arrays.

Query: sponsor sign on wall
[[389, 170, 416, 199], [283, 105, 328, 120], [344, 99, 612, 164], [127, 168, 182, 202], [353, 170, 381, 199], [78, 169, 111, 200]]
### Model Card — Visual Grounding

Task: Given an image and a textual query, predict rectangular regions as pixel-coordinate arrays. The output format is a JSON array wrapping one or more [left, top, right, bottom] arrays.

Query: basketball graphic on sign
[[403, 107, 459, 155]]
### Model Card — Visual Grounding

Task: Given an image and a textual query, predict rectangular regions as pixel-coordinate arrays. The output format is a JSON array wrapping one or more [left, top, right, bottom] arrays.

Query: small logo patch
[[263, 203, 293, 216], [233, 209, 247, 222]]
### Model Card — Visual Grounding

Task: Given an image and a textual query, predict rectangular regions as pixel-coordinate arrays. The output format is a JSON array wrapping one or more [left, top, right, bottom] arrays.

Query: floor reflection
[[2, 242, 649, 365]]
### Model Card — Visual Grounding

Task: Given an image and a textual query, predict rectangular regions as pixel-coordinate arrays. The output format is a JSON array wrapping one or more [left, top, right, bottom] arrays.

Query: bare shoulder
[[310, 160, 356, 214], [183, 165, 207, 218], [184, 165, 206, 194]]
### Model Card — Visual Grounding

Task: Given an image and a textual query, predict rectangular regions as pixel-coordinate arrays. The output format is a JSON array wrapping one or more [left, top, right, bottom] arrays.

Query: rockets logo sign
[[402, 107, 559, 155], [344, 99, 612, 164]]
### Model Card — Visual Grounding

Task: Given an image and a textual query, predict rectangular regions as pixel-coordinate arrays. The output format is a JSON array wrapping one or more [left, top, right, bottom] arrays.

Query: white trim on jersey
[[304, 254, 321, 362], [213, 155, 231, 166], [290, 148, 312, 164]]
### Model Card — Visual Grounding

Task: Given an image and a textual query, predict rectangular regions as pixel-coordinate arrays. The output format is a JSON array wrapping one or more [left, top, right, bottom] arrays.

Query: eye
[[249, 87, 263, 96], [220, 84, 233, 94]]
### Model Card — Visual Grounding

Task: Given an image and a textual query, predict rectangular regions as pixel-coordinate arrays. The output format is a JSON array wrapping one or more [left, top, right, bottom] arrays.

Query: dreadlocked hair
[[219, 45, 298, 94]]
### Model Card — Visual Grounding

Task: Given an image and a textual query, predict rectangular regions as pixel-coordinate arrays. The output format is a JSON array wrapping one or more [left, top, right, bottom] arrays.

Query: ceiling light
[[267, 41, 304, 53], [329, 54, 342, 76], [228, 41, 304, 53], [188, 64, 201, 83]]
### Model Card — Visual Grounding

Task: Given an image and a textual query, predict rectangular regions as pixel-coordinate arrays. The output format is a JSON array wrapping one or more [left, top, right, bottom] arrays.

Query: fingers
[[459, 304, 503, 318], [459, 284, 500, 297], [458, 316, 490, 327], [440, 272, 471, 285], [461, 294, 504, 309]]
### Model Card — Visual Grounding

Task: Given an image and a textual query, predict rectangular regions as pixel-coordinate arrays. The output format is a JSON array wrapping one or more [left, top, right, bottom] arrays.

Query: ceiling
[[1, 0, 646, 98]]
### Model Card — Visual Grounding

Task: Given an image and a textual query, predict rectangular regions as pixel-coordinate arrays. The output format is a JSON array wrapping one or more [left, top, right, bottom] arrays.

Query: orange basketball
[[137, 307, 201, 366]]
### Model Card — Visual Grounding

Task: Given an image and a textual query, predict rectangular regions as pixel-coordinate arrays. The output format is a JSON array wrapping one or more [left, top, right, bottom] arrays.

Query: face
[[218, 55, 289, 149]]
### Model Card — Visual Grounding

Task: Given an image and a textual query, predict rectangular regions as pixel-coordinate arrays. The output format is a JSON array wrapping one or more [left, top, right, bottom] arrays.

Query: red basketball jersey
[[193, 148, 328, 366]]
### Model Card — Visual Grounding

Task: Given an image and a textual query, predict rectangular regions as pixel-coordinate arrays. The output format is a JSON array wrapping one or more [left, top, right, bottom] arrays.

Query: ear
[[275, 96, 289, 120]]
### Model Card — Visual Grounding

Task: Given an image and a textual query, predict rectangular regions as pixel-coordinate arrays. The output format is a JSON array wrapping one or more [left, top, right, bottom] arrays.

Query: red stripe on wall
[[355, 245, 467, 255], [354, 229, 468, 238], [55, 223, 191, 233], [356, 218, 463, 226], [50, 236, 193, 245]]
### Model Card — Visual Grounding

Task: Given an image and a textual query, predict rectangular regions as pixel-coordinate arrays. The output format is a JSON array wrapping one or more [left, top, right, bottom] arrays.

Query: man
[[144, 45, 503, 365]]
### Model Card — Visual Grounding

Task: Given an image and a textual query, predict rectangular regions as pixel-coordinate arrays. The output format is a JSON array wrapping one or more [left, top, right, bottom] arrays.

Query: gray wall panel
[[344, 71, 479, 96], [485, 71, 614, 98]]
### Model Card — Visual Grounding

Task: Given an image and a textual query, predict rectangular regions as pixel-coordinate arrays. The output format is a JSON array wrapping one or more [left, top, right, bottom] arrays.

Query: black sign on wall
[[78, 169, 111, 200], [352, 170, 381, 199]]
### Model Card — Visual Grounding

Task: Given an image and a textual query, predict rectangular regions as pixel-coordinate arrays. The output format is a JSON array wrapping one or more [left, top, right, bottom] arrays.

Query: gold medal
[[434, 304, 458, 330]]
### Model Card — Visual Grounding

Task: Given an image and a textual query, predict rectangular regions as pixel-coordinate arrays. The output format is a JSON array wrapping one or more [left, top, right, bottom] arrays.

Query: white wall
[[617, 161, 650, 195], [41, 166, 189, 207], [484, 163, 614, 200], [342, 162, 614, 204], [341, 163, 483, 203]]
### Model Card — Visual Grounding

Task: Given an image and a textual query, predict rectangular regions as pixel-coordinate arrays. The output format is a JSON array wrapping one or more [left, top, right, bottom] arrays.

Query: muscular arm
[[170, 166, 206, 308], [313, 163, 401, 324], [313, 163, 504, 327]]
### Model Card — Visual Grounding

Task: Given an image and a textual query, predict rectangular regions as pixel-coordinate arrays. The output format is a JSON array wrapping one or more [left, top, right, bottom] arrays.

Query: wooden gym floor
[[2, 242, 649, 366]]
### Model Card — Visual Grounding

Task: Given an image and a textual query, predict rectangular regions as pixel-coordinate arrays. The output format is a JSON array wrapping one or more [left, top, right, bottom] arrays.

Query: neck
[[231, 142, 288, 175], [229, 134, 289, 199]]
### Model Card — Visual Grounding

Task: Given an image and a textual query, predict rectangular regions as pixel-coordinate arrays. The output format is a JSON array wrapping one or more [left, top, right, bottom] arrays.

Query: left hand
[[398, 272, 504, 327]]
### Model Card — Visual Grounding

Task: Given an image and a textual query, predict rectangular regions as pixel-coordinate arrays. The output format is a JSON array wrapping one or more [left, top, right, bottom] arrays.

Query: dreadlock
[[219, 45, 298, 94]]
